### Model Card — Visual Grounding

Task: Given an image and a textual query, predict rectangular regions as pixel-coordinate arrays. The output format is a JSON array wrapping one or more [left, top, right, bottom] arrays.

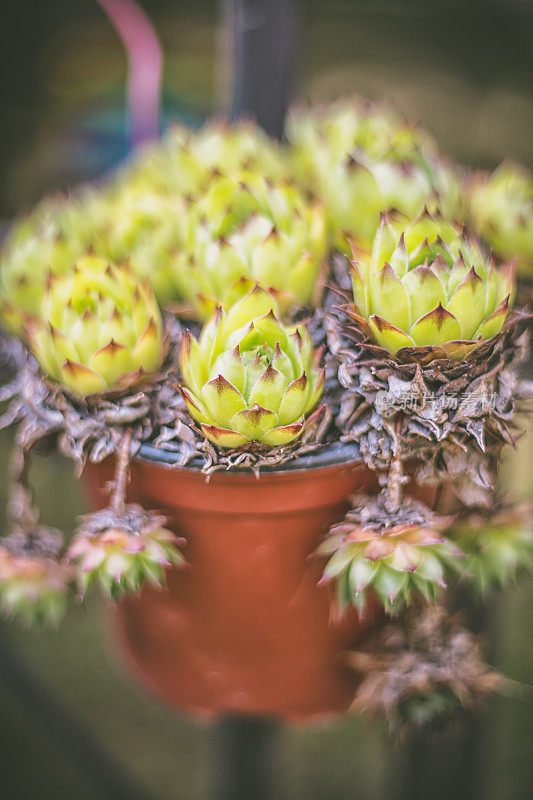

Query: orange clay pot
[[84, 444, 439, 723]]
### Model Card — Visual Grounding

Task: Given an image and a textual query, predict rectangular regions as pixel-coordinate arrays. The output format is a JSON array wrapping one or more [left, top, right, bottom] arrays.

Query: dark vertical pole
[[226, 0, 298, 139], [209, 715, 281, 800]]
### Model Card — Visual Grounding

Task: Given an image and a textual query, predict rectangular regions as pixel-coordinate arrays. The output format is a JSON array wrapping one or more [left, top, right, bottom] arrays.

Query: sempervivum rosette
[[117, 119, 284, 197], [349, 605, 505, 736], [179, 283, 324, 448], [189, 119, 285, 180], [25, 255, 166, 398], [318, 491, 461, 613], [170, 172, 329, 320], [0, 530, 71, 625], [349, 209, 513, 356], [468, 162, 533, 282], [286, 98, 434, 182], [448, 504, 533, 593], [285, 99, 462, 251], [0, 191, 104, 336], [329, 209, 527, 506], [68, 504, 184, 599]]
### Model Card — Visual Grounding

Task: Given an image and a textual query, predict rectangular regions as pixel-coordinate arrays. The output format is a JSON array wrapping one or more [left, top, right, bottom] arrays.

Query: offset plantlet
[[349, 209, 514, 358], [26, 254, 166, 397], [179, 283, 325, 447], [349, 605, 506, 735], [318, 490, 462, 613], [0, 442, 71, 625], [68, 431, 184, 598], [68, 505, 184, 599], [449, 505, 533, 593], [469, 162, 533, 279], [0, 533, 71, 625]]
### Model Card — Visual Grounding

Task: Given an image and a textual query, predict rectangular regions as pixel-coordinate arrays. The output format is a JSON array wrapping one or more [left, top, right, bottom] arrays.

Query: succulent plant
[[26, 254, 166, 398], [318, 493, 462, 613], [349, 605, 505, 735], [286, 98, 435, 178], [173, 172, 329, 318], [91, 187, 190, 308], [190, 119, 285, 180], [179, 283, 325, 447], [119, 119, 284, 197], [104, 170, 328, 318], [469, 162, 533, 278], [0, 192, 103, 336], [349, 209, 514, 357], [68, 505, 184, 599], [0, 530, 71, 625], [449, 505, 533, 593], [285, 99, 462, 250], [113, 123, 210, 197]]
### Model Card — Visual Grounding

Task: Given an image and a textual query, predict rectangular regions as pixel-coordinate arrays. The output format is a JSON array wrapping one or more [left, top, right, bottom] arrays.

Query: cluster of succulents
[[285, 99, 462, 250], [0, 96, 531, 735]]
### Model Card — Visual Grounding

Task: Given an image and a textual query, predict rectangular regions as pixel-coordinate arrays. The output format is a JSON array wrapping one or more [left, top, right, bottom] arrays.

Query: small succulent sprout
[[67, 505, 184, 599], [179, 283, 325, 448], [25, 254, 166, 398], [349, 209, 514, 358], [0, 533, 71, 625], [449, 505, 533, 593], [469, 162, 533, 278], [318, 493, 462, 613]]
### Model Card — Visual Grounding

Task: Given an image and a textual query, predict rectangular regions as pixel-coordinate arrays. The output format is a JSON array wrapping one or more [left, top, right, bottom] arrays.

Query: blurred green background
[[0, 1, 532, 798]]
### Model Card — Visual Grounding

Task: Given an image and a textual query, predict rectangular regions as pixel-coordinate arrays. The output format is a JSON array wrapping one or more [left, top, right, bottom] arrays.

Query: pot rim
[[136, 440, 362, 474]]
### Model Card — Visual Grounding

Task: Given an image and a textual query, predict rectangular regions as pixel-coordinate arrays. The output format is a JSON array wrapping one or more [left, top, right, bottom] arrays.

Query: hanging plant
[[0, 97, 531, 730]]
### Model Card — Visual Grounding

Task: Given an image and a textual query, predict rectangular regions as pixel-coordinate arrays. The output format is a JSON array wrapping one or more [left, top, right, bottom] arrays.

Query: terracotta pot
[[84, 443, 439, 722]]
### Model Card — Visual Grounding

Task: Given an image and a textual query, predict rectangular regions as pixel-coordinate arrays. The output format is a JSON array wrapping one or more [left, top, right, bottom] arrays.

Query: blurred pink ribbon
[[96, 0, 163, 146]]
